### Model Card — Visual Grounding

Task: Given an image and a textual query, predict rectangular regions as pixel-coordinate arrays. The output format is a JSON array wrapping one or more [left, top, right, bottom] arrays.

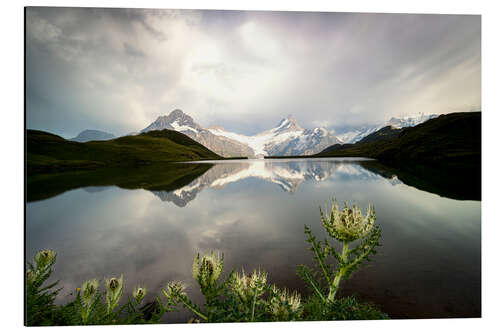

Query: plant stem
[[180, 298, 208, 321], [310, 236, 332, 286], [328, 242, 350, 301], [250, 290, 257, 322]]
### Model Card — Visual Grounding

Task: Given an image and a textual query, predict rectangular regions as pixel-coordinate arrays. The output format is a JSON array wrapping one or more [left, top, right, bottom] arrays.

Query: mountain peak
[[154, 109, 187, 122], [274, 115, 303, 133], [169, 109, 185, 117], [141, 109, 201, 133]]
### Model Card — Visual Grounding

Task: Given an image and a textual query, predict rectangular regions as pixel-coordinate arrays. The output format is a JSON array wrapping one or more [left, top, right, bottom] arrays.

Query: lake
[[26, 158, 481, 321]]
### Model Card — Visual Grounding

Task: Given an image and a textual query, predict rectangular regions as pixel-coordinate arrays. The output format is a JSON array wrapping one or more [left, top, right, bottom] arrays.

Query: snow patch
[[171, 120, 198, 133], [207, 127, 303, 156]]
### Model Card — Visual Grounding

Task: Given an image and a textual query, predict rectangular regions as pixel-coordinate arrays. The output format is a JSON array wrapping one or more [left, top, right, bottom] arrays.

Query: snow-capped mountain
[[337, 113, 438, 144], [386, 113, 439, 128], [206, 115, 341, 157], [141, 109, 201, 134], [140, 110, 341, 158], [140, 109, 255, 158]]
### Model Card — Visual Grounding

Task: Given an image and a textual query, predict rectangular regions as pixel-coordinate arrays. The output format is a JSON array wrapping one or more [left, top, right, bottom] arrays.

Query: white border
[[3, 1, 499, 332]]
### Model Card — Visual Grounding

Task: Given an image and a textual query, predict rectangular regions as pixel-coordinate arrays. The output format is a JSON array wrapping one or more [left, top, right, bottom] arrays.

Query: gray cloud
[[25, 7, 481, 137]]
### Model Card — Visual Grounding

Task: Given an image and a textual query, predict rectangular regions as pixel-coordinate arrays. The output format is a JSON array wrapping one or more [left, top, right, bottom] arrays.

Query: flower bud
[[270, 285, 301, 319], [26, 269, 37, 283], [34, 249, 56, 270], [162, 281, 188, 300], [132, 285, 146, 304], [81, 279, 99, 306], [105, 275, 124, 314], [192, 252, 223, 288], [230, 268, 267, 302], [105, 275, 123, 299], [109, 278, 119, 291], [320, 200, 375, 242]]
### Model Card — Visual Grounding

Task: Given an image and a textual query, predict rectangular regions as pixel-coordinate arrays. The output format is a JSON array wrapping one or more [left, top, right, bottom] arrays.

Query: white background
[[1, 0, 498, 332]]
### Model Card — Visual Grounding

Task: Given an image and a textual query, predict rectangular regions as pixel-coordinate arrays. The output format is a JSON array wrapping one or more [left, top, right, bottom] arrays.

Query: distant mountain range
[[336, 113, 438, 144], [139, 109, 341, 157], [139, 110, 440, 157], [70, 129, 115, 142], [68, 110, 440, 157]]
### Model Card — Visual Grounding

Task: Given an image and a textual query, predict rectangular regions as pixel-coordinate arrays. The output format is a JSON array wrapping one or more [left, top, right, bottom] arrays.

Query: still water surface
[[26, 158, 481, 321]]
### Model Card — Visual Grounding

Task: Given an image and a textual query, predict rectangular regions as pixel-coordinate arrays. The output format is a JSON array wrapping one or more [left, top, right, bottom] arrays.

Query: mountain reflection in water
[[152, 158, 388, 207]]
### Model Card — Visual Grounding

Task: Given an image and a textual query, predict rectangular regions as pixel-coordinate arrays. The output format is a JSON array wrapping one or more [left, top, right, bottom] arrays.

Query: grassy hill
[[356, 125, 403, 144], [317, 112, 481, 169], [27, 129, 223, 174]]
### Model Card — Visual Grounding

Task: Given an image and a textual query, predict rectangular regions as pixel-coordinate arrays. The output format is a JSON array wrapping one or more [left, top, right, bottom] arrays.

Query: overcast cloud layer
[[26, 7, 481, 138]]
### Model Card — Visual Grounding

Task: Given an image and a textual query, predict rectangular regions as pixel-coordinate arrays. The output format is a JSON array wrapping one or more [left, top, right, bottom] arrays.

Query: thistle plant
[[298, 200, 381, 302], [230, 268, 268, 321], [105, 275, 124, 315], [161, 252, 225, 322], [26, 249, 61, 326], [230, 268, 267, 303], [160, 280, 209, 321], [269, 285, 302, 321], [192, 251, 224, 290], [79, 279, 99, 324]]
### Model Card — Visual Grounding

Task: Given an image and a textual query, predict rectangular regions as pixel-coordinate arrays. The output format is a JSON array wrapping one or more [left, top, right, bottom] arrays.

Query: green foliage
[[26, 250, 166, 326], [301, 295, 389, 321], [298, 200, 381, 301], [26, 250, 60, 326], [25, 201, 388, 326], [160, 253, 298, 323]]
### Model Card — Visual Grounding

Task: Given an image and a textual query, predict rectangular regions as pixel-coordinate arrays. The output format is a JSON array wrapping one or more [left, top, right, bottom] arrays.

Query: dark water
[[26, 158, 481, 321]]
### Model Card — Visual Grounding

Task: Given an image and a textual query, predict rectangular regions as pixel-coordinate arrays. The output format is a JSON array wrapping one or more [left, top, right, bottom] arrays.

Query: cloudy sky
[[26, 7, 481, 138]]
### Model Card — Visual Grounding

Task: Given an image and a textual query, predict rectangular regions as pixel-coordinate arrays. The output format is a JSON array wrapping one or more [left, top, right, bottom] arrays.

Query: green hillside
[[27, 129, 223, 174], [317, 112, 481, 170], [357, 125, 403, 144]]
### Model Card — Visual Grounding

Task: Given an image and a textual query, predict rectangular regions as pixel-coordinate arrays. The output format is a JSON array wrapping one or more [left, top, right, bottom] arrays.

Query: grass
[[27, 129, 225, 175]]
